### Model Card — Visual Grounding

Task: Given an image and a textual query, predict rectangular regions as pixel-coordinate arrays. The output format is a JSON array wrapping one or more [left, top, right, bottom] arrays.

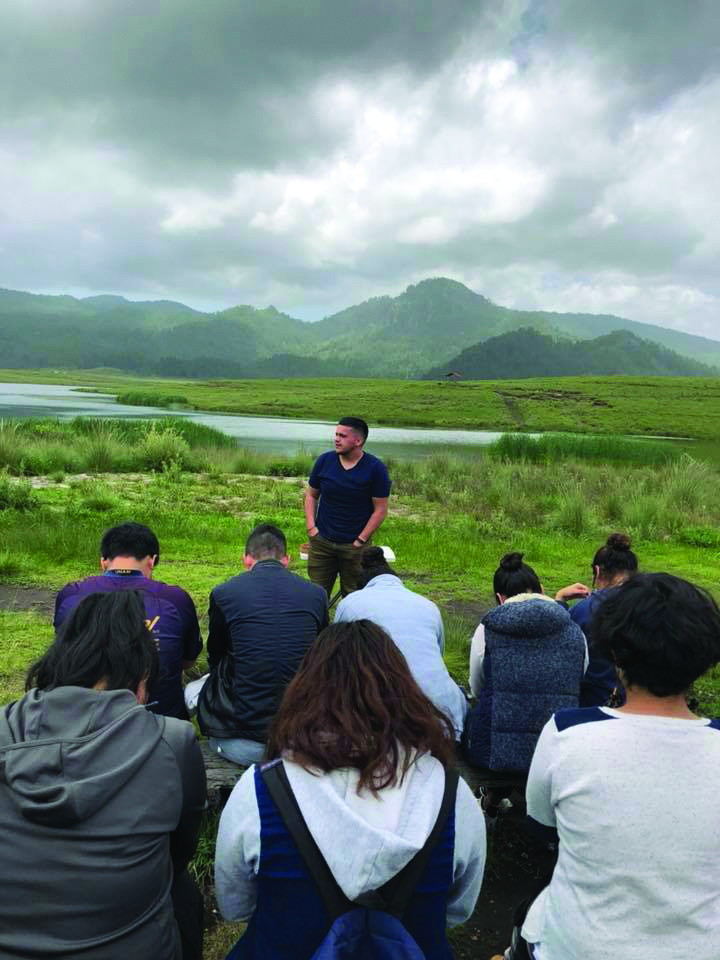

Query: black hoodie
[[0, 686, 206, 959]]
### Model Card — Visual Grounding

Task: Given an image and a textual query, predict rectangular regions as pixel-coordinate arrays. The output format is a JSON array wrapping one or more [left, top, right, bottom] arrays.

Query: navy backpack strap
[[379, 766, 459, 918], [262, 760, 459, 921], [261, 760, 351, 920]]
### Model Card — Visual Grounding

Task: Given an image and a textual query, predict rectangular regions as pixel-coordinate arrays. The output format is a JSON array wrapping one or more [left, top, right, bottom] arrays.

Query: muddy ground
[[0, 585, 55, 617]]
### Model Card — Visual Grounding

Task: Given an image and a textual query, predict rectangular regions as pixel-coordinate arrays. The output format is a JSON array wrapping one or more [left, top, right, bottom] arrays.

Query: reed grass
[[487, 432, 680, 466]]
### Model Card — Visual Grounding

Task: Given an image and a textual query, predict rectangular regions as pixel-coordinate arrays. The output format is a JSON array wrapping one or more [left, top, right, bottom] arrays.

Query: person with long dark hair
[[497, 573, 720, 960], [0, 591, 206, 960], [215, 620, 485, 959]]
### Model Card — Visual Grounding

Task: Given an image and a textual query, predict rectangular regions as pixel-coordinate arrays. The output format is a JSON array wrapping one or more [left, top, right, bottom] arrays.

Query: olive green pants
[[307, 534, 368, 599]]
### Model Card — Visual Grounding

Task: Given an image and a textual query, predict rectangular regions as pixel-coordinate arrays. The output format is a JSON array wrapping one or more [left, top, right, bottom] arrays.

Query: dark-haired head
[[266, 620, 454, 792], [589, 573, 720, 697], [356, 546, 398, 590], [27, 591, 158, 697], [493, 552, 542, 602], [100, 522, 160, 566], [244, 523, 287, 564], [337, 416, 369, 445], [592, 532, 637, 587]]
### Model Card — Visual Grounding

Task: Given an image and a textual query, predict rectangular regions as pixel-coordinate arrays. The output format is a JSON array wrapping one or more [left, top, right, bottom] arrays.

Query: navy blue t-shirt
[[309, 450, 391, 543]]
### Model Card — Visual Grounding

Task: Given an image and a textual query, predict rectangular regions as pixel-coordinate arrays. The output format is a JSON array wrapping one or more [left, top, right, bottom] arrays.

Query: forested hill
[[0, 279, 718, 378], [423, 328, 715, 380]]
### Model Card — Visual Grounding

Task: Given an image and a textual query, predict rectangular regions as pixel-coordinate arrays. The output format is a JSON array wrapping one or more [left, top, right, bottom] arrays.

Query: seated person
[[464, 552, 586, 822], [54, 521, 202, 720], [500, 573, 720, 960], [215, 619, 486, 959], [567, 531, 638, 706], [334, 546, 468, 741], [0, 591, 206, 960], [198, 523, 328, 767]]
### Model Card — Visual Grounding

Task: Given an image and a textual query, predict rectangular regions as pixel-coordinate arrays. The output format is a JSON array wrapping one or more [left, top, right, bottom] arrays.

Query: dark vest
[[464, 597, 586, 771], [228, 766, 456, 959]]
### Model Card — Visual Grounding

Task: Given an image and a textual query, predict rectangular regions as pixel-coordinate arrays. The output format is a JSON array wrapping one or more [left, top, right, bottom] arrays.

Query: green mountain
[[0, 279, 718, 378], [424, 328, 715, 380], [311, 278, 720, 375]]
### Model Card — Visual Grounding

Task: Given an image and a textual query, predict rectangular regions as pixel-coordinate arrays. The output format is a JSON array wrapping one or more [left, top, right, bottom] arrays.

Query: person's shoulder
[[364, 450, 388, 469], [284, 567, 327, 598], [311, 450, 335, 468], [58, 574, 105, 596], [569, 593, 593, 619], [552, 706, 618, 733], [211, 573, 245, 597], [147, 578, 194, 604], [159, 715, 203, 761]]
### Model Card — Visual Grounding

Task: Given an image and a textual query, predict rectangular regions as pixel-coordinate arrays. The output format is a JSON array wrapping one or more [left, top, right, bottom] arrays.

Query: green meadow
[[1, 400, 720, 956], [3, 367, 720, 440]]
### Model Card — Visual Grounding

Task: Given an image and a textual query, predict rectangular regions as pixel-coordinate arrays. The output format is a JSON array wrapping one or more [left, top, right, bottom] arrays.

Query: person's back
[[200, 524, 328, 762], [53, 522, 201, 720], [0, 592, 206, 960], [512, 573, 720, 960], [335, 549, 467, 740], [215, 621, 486, 959], [464, 553, 586, 772], [524, 706, 720, 959]]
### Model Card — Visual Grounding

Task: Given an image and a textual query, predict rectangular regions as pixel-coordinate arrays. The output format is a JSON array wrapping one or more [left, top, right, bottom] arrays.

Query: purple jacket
[[54, 570, 202, 719]]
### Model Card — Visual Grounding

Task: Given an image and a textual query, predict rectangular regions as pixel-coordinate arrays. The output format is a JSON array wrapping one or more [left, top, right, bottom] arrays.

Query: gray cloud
[[0, 0, 718, 340]]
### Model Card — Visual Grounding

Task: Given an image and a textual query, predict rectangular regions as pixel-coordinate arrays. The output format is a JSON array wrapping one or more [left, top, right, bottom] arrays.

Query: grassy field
[[2, 367, 720, 440], [2, 420, 720, 957]]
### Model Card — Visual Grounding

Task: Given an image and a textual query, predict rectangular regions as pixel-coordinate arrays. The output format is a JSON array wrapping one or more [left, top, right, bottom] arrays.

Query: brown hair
[[266, 620, 454, 792]]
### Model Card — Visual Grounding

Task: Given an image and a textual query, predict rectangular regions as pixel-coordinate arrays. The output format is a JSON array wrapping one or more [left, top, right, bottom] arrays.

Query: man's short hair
[[100, 522, 160, 565], [245, 523, 287, 561], [338, 416, 369, 444]]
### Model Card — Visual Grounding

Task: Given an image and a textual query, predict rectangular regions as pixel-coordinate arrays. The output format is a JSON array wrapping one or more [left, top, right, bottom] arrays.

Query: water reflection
[[0, 382, 504, 460]]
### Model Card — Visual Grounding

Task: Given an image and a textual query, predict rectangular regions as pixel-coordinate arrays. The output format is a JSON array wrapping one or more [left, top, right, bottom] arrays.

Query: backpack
[[253, 759, 459, 960]]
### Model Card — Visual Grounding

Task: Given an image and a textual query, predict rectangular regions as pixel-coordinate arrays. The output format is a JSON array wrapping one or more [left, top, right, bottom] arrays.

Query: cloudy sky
[[1, 0, 719, 337]]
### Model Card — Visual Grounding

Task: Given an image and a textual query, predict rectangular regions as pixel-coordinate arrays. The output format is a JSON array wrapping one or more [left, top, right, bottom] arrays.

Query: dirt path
[[494, 390, 527, 430], [0, 586, 55, 617]]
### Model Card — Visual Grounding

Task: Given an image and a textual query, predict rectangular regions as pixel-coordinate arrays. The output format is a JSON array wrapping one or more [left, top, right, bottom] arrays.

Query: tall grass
[[487, 432, 680, 467]]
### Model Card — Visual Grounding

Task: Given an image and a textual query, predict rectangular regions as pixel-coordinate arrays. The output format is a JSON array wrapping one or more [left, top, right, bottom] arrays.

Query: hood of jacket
[[482, 593, 570, 639], [0, 686, 163, 827]]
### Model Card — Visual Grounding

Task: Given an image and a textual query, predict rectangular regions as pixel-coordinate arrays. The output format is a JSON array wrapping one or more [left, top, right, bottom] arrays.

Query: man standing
[[304, 416, 391, 597], [53, 521, 202, 720], [198, 523, 328, 766]]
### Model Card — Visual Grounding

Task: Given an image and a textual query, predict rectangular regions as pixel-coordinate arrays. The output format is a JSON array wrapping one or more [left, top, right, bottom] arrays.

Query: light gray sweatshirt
[[215, 752, 486, 926]]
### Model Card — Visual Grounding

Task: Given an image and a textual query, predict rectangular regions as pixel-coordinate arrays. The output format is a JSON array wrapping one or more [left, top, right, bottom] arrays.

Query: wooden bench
[[199, 740, 245, 810]]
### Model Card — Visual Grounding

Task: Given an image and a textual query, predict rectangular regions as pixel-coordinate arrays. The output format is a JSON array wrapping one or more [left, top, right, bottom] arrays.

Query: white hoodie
[[215, 752, 485, 926]]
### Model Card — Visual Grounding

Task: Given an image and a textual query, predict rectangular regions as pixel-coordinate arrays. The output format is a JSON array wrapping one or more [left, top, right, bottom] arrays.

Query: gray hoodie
[[0, 686, 205, 959]]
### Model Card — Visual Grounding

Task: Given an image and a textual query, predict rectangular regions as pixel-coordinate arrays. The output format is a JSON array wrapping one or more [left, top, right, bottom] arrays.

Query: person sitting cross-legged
[[497, 572, 720, 960], [215, 619, 486, 960], [198, 523, 328, 767], [0, 591, 206, 960], [334, 546, 468, 742]]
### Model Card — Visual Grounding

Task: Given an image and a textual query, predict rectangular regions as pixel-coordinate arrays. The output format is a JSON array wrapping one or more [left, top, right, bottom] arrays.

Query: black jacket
[[199, 560, 328, 742]]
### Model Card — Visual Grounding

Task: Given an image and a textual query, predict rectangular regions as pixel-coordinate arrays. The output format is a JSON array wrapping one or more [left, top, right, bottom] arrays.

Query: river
[[0, 382, 507, 460]]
